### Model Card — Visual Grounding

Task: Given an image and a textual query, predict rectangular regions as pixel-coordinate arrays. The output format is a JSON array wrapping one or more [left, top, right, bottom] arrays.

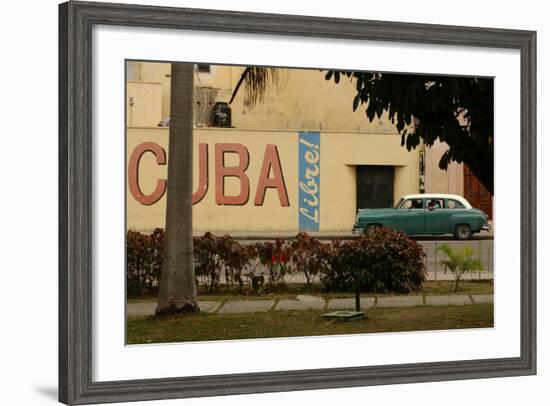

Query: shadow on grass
[[127, 304, 494, 345]]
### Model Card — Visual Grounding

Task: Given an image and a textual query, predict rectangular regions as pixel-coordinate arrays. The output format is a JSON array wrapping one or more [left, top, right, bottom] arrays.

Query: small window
[[447, 199, 465, 209], [394, 198, 404, 209], [427, 198, 444, 209], [400, 199, 424, 209], [197, 64, 211, 73]]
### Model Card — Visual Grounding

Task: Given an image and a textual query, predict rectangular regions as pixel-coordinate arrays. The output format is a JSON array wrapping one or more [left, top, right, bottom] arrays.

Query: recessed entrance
[[356, 165, 394, 210]]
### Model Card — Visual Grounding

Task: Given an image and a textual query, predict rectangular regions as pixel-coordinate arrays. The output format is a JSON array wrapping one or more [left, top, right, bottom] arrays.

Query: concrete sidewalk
[[128, 294, 493, 316], [191, 226, 493, 240]]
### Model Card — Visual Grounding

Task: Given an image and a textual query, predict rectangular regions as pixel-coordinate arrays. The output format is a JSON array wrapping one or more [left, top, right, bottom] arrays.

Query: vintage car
[[352, 193, 491, 240]]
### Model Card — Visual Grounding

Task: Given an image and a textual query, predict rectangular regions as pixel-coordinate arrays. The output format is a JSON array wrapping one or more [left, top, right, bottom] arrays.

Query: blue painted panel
[[298, 132, 321, 231]]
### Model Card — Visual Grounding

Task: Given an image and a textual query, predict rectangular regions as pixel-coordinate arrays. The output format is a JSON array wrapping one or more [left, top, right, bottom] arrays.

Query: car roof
[[400, 194, 472, 209]]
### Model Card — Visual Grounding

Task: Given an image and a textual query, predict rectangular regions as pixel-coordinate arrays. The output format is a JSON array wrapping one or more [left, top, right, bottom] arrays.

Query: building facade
[[126, 62, 487, 233]]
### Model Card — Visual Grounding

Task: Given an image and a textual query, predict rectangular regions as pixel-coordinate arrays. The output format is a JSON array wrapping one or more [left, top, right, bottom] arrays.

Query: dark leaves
[[323, 70, 494, 193], [322, 226, 426, 293]]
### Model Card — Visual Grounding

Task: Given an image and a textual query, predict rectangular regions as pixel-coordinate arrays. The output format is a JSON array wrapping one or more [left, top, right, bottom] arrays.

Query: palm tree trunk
[[156, 63, 199, 315]]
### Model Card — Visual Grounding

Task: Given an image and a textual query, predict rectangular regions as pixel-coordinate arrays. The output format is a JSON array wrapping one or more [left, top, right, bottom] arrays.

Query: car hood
[[357, 208, 397, 218]]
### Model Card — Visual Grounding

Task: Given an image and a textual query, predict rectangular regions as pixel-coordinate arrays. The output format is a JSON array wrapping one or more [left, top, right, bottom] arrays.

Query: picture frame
[[59, 1, 537, 404]]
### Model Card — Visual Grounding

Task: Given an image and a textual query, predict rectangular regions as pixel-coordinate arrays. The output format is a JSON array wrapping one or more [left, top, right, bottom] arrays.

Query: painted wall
[[134, 62, 240, 122], [126, 81, 163, 127], [130, 62, 399, 133], [125, 62, 425, 233], [228, 67, 398, 133], [140, 62, 173, 121], [424, 140, 464, 195], [127, 128, 420, 232]]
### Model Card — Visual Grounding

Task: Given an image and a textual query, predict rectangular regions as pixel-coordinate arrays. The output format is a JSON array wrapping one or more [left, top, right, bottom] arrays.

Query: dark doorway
[[356, 165, 394, 209], [464, 165, 493, 219]]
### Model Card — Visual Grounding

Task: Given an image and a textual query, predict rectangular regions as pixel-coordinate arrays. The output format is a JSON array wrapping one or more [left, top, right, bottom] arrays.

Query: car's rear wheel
[[454, 224, 472, 240]]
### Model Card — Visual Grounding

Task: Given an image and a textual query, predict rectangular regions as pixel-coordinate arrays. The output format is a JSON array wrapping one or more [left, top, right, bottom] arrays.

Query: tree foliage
[[230, 67, 494, 194], [324, 71, 494, 194], [322, 226, 426, 293], [229, 66, 279, 106], [289, 232, 331, 286]]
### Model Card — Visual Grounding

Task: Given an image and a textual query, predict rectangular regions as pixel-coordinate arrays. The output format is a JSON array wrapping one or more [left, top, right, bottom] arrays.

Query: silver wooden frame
[[59, 1, 537, 404]]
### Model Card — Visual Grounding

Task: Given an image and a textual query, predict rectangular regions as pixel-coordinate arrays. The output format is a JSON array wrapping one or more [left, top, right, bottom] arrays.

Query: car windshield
[[394, 198, 404, 209]]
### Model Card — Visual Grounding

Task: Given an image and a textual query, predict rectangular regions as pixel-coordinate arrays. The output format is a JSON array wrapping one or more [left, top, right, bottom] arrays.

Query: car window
[[447, 199, 465, 209], [427, 198, 444, 209], [400, 199, 423, 209], [394, 198, 404, 209]]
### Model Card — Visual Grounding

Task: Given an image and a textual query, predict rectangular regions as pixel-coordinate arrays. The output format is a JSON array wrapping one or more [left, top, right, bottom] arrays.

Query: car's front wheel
[[454, 224, 472, 240], [365, 224, 381, 236]]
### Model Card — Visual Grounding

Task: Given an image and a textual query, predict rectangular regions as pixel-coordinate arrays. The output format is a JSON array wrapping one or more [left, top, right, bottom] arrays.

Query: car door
[[424, 197, 449, 234], [396, 198, 425, 234], [444, 198, 471, 233]]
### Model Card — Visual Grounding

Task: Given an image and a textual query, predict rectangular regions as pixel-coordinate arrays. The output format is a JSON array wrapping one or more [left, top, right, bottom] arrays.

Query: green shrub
[[217, 235, 255, 293], [126, 227, 426, 296], [126, 229, 291, 295], [255, 238, 292, 290], [126, 228, 164, 296], [193, 232, 222, 292], [321, 227, 427, 293], [290, 232, 331, 286], [320, 239, 360, 291]]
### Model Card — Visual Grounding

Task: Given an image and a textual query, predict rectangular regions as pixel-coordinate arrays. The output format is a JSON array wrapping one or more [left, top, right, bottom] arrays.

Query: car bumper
[[352, 227, 363, 234], [482, 223, 491, 231]]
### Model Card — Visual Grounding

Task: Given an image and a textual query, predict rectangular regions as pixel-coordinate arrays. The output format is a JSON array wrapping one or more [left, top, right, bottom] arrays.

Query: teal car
[[352, 194, 491, 240]]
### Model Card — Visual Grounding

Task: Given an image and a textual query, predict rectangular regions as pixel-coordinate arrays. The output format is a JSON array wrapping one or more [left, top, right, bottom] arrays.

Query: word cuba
[[128, 142, 290, 207]]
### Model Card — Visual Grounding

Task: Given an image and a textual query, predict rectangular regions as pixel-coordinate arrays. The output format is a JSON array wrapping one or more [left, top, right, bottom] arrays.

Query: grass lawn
[[127, 280, 493, 304], [127, 303, 493, 344]]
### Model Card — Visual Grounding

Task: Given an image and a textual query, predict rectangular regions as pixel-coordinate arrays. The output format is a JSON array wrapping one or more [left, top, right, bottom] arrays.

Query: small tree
[[241, 244, 262, 293], [290, 232, 329, 287], [322, 227, 426, 294], [218, 235, 250, 293], [437, 244, 484, 292], [256, 239, 291, 291], [193, 232, 222, 292], [126, 229, 164, 296]]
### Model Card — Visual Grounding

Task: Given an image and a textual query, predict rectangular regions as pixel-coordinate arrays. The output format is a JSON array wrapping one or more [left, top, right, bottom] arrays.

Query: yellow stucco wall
[[125, 62, 428, 233], [424, 140, 464, 195], [126, 81, 162, 127], [228, 68, 397, 133], [132, 62, 398, 133], [140, 63, 171, 120], [135, 62, 239, 121], [127, 128, 420, 232]]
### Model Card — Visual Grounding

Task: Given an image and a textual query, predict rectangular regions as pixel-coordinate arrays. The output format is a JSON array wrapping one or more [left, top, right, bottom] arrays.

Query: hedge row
[[126, 227, 427, 296]]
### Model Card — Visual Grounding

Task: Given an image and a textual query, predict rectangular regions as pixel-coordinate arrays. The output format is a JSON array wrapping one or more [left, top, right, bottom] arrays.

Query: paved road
[[194, 231, 493, 241], [413, 234, 493, 241], [127, 294, 494, 316]]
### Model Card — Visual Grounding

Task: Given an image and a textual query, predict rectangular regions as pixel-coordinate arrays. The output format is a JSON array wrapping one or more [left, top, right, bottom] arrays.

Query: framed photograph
[[59, 1, 536, 404]]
